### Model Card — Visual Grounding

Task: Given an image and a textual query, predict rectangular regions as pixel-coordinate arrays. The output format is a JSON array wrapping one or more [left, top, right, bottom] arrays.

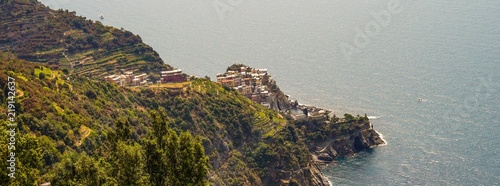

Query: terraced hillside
[[0, 0, 171, 79], [0, 55, 332, 185]]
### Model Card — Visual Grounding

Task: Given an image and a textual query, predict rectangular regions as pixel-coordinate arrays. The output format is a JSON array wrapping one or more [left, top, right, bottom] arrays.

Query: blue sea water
[[40, 0, 500, 185]]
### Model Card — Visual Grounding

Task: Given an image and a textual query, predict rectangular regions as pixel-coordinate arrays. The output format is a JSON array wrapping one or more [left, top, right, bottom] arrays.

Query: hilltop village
[[216, 66, 272, 108], [102, 65, 330, 121], [215, 65, 330, 122]]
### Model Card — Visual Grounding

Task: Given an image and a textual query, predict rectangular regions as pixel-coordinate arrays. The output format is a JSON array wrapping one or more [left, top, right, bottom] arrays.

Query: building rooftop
[[161, 69, 182, 74]]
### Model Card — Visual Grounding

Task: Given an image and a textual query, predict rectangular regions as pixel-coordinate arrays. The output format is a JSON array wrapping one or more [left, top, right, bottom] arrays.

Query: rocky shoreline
[[266, 95, 386, 185], [312, 122, 385, 163], [218, 64, 387, 185], [289, 106, 386, 185]]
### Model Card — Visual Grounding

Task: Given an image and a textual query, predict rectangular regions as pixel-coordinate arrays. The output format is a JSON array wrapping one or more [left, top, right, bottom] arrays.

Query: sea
[[40, 0, 500, 185]]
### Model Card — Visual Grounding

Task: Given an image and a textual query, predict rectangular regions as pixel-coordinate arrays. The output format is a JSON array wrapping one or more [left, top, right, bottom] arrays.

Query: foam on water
[[374, 130, 387, 147]]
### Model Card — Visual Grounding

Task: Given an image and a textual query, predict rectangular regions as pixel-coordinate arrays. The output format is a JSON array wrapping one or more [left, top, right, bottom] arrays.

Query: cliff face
[[264, 163, 330, 186], [221, 64, 386, 184], [299, 118, 385, 163], [319, 131, 384, 163], [265, 78, 292, 111]]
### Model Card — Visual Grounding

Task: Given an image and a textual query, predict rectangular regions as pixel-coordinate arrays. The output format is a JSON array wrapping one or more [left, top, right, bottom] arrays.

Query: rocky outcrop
[[298, 163, 331, 186], [264, 163, 330, 186], [265, 78, 292, 111], [223, 64, 385, 184], [267, 89, 292, 111], [309, 120, 385, 163]]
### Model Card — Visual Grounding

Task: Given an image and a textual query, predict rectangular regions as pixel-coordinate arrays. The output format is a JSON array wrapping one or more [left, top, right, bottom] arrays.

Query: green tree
[[344, 113, 355, 122], [114, 141, 148, 185], [62, 68, 69, 75], [107, 119, 149, 185], [0, 127, 43, 186], [144, 111, 209, 186], [108, 119, 131, 149], [332, 114, 338, 123], [50, 151, 109, 185], [172, 132, 208, 185]]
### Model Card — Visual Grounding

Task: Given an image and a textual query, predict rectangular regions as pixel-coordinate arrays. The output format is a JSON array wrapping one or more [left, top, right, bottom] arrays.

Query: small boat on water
[[417, 98, 427, 102], [99, 14, 104, 20]]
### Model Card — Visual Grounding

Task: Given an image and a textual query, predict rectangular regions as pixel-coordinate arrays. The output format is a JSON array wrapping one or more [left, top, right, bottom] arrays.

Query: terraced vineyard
[[0, 0, 172, 79]]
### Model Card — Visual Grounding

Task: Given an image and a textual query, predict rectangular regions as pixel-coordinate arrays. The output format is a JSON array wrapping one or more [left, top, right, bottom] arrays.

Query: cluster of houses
[[104, 69, 185, 87], [216, 66, 330, 121], [216, 66, 272, 108], [104, 71, 150, 87], [104, 66, 330, 121]]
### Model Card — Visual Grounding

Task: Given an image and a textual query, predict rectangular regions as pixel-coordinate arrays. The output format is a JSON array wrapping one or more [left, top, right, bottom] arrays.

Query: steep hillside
[[0, 0, 171, 79], [0, 1, 385, 185], [0, 55, 331, 185]]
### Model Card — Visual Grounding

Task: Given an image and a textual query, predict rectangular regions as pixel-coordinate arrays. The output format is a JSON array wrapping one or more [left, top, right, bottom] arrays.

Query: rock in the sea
[[317, 152, 334, 162]]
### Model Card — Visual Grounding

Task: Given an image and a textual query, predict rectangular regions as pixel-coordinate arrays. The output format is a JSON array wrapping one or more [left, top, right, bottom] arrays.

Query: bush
[[39, 72, 46, 79], [85, 90, 97, 100], [62, 68, 69, 75], [344, 113, 354, 121]]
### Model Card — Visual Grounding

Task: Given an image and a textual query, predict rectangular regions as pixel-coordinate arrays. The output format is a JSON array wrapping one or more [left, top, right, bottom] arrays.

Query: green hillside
[[0, 0, 170, 79], [0, 55, 325, 185]]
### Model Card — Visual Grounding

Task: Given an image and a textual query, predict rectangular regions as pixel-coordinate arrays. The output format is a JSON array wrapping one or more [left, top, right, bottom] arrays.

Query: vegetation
[[0, 0, 171, 78], [0, 55, 324, 185], [144, 110, 208, 186], [0, 1, 378, 184], [0, 56, 210, 185], [295, 112, 371, 149]]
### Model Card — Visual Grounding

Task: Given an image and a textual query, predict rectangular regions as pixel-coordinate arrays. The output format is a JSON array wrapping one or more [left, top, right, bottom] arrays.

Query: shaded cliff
[[297, 116, 385, 163], [223, 64, 386, 183]]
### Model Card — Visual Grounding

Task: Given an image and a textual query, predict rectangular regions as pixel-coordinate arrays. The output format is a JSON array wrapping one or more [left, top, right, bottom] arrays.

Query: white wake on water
[[367, 115, 381, 120]]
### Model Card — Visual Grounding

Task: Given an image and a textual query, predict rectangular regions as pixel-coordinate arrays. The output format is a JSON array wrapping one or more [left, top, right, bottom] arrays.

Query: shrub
[[39, 72, 46, 79]]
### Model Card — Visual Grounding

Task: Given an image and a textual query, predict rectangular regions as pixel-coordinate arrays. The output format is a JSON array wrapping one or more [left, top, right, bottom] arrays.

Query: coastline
[[216, 66, 387, 185], [374, 130, 387, 147], [289, 96, 379, 121]]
